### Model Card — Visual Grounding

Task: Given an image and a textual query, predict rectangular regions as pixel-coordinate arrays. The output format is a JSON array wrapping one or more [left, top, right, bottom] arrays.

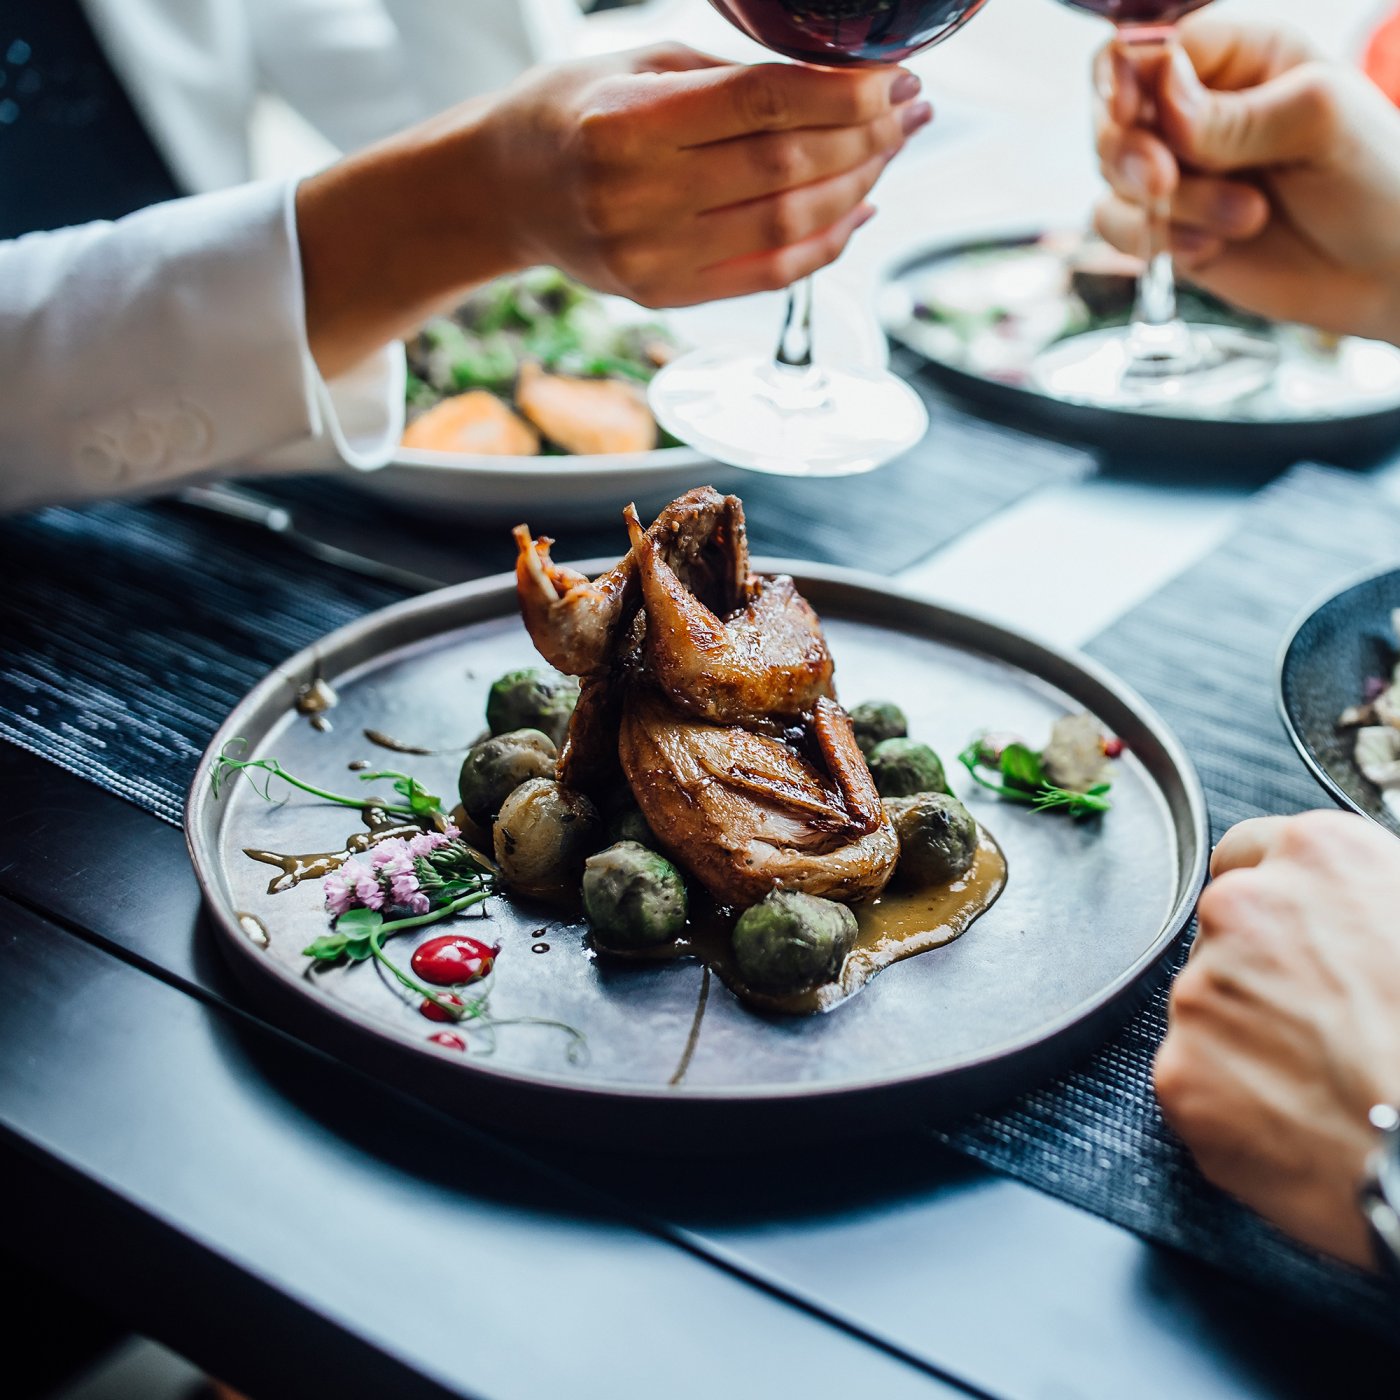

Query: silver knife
[[174, 483, 448, 594]]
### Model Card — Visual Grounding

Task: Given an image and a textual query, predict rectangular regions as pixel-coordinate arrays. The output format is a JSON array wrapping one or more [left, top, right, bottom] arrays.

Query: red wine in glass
[[708, 1, 989, 68], [1053, 0, 1213, 21]]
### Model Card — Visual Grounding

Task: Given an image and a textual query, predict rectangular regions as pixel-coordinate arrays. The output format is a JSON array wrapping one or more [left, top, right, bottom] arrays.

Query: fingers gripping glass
[[1033, 0, 1278, 411], [649, 2, 992, 478]]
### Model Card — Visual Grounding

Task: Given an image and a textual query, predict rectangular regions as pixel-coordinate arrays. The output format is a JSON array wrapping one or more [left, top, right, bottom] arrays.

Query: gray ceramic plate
[[187, 563, 1208, 1149], [879, 231, 1400, 469], [1279, 565, 1400, 838]]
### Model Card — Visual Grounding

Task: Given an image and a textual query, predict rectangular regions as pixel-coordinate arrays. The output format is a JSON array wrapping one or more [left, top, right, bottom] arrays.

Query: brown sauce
[[294, 675, 338, 732], [244, 811, 423, 895], [236, 912, 271, 948], [596, 830, 1007, 1016], [364, 728, 436, 756]]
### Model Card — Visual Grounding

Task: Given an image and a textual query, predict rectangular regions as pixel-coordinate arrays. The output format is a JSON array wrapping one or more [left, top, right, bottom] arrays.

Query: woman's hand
[[1093, 18, 1400, 344], [1155, 811, 1400, 1269], [471, 43, 928, 306], [298, 44, 929, 377]]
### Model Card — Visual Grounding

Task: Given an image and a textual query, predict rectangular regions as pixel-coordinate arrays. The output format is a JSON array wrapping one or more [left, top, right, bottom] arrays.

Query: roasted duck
[[514, 490, 898, 906]]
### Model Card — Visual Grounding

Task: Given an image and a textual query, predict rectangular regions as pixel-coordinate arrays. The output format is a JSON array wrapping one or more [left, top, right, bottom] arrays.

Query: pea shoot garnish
[[212, 741, 445, 819], [958, 715, 1120, 820]]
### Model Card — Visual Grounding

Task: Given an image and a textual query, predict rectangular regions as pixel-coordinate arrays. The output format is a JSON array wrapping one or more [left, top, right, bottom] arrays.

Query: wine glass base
[[1031, 324, 1281, 413], [648, 347, 929, 478]]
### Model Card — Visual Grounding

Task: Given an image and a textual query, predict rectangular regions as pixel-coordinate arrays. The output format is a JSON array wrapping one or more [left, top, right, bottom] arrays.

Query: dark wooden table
[[3, 737, 1395, 1398]]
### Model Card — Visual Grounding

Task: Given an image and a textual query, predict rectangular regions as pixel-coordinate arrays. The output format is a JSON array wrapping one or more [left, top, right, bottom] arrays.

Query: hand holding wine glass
[[1092, 16, 1400, 346], [649, 2, 993, 479], [1036, 0, 1279, 409]]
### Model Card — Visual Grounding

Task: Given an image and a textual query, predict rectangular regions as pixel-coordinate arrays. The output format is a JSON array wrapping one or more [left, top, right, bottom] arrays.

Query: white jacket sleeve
[[244, 0, 553, 156], [0, 179, 403, 515]]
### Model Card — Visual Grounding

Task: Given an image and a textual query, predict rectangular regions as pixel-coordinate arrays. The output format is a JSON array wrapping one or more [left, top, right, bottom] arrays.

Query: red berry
[[1102, 736, 1125, 759], [411, 935, 499, 986], [420, 992, 463, 1023], [427, 1031, 466, 1051]]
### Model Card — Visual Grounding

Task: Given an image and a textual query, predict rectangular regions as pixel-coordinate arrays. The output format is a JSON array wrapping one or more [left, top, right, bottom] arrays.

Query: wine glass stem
[[776, 275, 816, 369], [760, 274, 831, 411], [1121, 29, 1198, 374]]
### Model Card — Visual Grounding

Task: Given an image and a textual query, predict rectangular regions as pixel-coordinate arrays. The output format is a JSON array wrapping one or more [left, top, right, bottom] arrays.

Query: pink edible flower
[[370, 841, 415, 877], [323, 868, 356, 917], [408, 826, 458, 858], [343, 854, 385, 911]]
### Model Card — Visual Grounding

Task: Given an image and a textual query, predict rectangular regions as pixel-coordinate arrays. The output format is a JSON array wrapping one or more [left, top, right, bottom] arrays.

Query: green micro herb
[[958, 737, 1112, 819], [211, 742, 445, 819]]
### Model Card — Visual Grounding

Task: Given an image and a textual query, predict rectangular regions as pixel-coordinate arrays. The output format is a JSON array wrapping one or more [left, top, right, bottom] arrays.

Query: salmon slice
[[516, 361, 657, 456], [402, 391, 540, 456]]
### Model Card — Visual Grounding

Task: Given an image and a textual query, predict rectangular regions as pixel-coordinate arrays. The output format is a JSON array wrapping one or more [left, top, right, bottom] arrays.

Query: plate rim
[[186, 559, 1210, 1111], [1276, 560, 1400, 832], [877, 226, 1400, 432]]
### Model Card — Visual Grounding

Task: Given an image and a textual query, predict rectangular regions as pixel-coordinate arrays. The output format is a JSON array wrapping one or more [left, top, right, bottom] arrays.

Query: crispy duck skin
[[624, 504, 834, 724], [556, 672, 625, 793], [619, 693, 898, 906], [514, 486, 747, 678]]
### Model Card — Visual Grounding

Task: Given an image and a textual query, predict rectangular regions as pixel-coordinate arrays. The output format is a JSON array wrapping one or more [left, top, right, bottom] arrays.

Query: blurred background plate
[[1279, 565, 1400, 836], [351, 281, 890, 524], [188, 562, 1207, 1150], [880, 230, 1400, 470]]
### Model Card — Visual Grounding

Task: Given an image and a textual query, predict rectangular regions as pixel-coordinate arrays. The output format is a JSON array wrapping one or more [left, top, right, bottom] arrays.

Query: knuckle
[[1152, 1037, 1194, 1117], [1291, 62, 1342, 140], [1195, 869, 1270, 937], [753, 254, 798, 294], [867, 114, 899, 157], [597, 238, 649, 291], [751, 134, 806, 188], [1272, 808, 1358, 864], [762, 192, 809, 249], [1167, 957, 1214, 1018], [842, 75, 887, 125], [735, 67, 791, 130]]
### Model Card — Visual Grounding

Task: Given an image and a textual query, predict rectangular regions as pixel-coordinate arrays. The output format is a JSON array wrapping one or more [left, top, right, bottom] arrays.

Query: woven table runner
[[261, 372, 1091, 581], [0, 394, 1084, 825], [938, 462, 1400, 1335]]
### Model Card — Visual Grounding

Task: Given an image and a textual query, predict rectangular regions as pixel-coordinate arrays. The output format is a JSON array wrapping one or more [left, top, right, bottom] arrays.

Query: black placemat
[[0, 398, 1083, 825], [0, 501, 404, 824], [261, 370, 1092, 580], [938, 462, 1400, 1335]]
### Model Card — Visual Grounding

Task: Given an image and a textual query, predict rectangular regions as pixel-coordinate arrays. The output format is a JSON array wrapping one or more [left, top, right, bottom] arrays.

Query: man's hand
[[1093, 18, 1400, 344], [471, 43, 929, 307], [1155, 811, 1400, 1268]]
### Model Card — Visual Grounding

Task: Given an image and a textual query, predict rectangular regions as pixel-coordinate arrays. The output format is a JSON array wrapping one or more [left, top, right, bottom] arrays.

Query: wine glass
[[648, 1, 991, 477], [1032, 0, 1278, 410]]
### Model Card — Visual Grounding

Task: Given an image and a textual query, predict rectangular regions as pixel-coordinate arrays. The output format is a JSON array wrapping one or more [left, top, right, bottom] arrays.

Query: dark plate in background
[[880, 231, 1400, 471], [1279, 566, 1400, 836]]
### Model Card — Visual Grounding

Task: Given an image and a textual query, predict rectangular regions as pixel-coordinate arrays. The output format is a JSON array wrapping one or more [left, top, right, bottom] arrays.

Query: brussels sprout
[[458, 729, 556, 826], [849, 700, 908, 758], [493, 778, 601, 899], [888, 792, 978, 887], [486, 668, 580, 747], [868, 737, 948, 799], [605, 802, 655, 848], [731, 891, 858, 994], [582, 841, 687, 948]]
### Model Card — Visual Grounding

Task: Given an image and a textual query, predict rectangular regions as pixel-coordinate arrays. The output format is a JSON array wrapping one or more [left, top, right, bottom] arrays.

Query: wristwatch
[[1360, 1104, 1400, 1280]]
